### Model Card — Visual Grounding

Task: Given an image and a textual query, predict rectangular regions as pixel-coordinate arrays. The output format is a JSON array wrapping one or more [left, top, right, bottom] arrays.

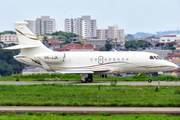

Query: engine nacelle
[[34, 52, 65, 63]]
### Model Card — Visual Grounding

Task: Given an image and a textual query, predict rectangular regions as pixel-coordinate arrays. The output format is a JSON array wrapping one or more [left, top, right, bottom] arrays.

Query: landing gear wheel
[[81, 78, 87, 83], [87, 78, 93, 82], [148, 79, 152, 83]]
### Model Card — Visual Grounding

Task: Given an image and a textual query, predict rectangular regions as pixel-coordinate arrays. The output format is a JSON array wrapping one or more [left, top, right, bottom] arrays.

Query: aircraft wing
[[57, 70, 94, 74], [56, 69, 110, 74], [93, 69, 110, 72], [3, 44, 39, 49]]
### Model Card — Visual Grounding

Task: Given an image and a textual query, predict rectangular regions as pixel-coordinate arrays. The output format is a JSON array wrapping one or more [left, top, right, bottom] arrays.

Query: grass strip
[[0, 84, 179, 106], [0, 112, 179, 120]]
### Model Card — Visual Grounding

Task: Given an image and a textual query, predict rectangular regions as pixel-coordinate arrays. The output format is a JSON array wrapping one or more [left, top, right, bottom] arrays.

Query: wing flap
[[56, 70, 94, 74], [92, 69, 110, 72], [56, 69, 110, 74]]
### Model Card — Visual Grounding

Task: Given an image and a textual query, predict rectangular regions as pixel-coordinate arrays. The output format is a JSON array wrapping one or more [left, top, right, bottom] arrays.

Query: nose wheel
[[148, 72, 152, 83], [148, 79, 152, 83]]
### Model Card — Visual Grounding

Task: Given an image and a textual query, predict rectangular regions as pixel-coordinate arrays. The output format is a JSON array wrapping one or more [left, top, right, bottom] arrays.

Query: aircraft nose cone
[[174, 64, 179, 69]]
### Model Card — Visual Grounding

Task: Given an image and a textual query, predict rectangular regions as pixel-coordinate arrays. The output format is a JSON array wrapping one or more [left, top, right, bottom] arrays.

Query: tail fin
[[4, 22, 52, 55]]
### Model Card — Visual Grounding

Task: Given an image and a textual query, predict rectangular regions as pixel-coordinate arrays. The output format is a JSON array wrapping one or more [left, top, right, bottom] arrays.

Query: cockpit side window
[[150, 56, 154, 59]]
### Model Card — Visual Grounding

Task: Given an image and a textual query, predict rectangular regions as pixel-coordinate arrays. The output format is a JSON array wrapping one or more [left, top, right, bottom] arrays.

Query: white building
[[96, 29, 108, 39], [108, 25, 124, 42], [159, 35, 180, 43], [24, 16, 57, 35], [97, 25, 124, 42], [64, 16, 97, 39], [0, 34, 17, 42]]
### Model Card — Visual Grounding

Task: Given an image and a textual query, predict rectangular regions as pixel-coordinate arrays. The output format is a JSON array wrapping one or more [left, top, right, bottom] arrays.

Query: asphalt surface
[[0, 106, 180, 114], [0, 81, 180, 86]]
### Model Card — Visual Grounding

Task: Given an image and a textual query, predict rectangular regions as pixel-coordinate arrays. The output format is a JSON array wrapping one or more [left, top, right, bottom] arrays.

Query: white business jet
[[4, 22, 179, 83]]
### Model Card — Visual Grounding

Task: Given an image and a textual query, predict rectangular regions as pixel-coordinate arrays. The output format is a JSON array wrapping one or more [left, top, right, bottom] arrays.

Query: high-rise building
[[96, 29, 108, 39], [108, 25, 124, 42], [97, 25, 124, 42], [24, 16, 57, 35], [64, 15, 97, 39], [23, 19, 36, 35]]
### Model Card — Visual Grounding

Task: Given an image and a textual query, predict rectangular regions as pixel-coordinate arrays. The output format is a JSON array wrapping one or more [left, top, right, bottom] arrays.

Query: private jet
[[4, 22, 179, 83]]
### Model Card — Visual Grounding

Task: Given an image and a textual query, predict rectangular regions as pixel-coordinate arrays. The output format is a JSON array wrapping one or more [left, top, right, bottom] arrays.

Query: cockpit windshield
[[150, 56, 154, 59], [149, 56, 162, 60], [154, 56, 158, 59], [157, 56, 162, 60]]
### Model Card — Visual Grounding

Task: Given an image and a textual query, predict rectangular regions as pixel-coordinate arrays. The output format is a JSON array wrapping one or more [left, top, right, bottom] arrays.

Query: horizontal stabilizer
[[56, 70, 94, 74], [3, 44, 39, 50]]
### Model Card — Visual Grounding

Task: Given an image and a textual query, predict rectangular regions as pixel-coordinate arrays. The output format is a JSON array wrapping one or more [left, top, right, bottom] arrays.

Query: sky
[[0, 0, 180, 34]]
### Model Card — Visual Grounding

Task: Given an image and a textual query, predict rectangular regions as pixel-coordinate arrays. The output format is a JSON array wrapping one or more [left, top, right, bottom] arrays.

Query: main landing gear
[[148, 72, 152, 83], [81, 74, 93, 83]]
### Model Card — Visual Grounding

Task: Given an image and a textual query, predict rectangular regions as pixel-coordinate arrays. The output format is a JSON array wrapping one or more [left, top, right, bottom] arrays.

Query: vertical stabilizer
[[4, 22, 52, 56]]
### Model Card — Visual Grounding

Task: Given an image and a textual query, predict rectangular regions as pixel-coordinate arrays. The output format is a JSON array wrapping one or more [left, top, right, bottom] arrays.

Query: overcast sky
[[0, 0, 180, 34]]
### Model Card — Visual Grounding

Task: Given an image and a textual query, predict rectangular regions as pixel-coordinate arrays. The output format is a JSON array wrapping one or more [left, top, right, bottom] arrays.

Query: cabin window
[[109, 58, 111, 62], [117, 58, 120, 61], [104, 58, 107, 62], [90, 58, 93, 62], [95, 58, 97, 62], [126, 58, 129, 61], [150, 56, 154, 59], [122, 58, 124, 61], [113, 58, 116, 61]]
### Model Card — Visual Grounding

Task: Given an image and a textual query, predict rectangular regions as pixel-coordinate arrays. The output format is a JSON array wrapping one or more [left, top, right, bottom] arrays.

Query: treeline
[[42, 31, 79, 44], [125, 40, 151, 51], [0, 43, 24, 76], [0, 31, 16, 35]]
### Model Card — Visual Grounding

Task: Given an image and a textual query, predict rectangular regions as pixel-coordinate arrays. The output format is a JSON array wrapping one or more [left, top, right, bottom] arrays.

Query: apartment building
[[24, 16, 57, 35], [0, 34, 17, 42], [96, 29, 108, 39], [97, 25, 124, 42], [65, 16, 97, 39]]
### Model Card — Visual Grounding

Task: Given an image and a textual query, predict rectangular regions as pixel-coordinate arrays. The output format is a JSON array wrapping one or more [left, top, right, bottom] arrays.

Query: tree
[[99, 46, 107, 51], [168, 43, 176, 51], [42, 36, 49, 47], [105, 43, 112, 51], [0, 31, 16, 36], [0, 46, 24, 76], [124, 40, 151, 51]]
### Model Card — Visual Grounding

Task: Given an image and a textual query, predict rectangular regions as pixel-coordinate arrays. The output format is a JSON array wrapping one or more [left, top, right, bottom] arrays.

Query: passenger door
[[98, 56, 104, 64]]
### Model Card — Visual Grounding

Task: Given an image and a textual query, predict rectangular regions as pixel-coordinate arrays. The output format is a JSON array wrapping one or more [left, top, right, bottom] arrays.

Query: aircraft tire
[[81, 78, 87, 83], [87, 78, 93, 82], [148, 79, 152, 83]]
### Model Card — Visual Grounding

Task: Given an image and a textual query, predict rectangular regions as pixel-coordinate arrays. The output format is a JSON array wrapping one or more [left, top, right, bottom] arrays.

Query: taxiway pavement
[[0, 106, 180, 114], [0, 81, 180, 86]]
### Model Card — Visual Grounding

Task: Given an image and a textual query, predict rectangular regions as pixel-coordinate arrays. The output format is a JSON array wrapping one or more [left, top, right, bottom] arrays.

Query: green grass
[[0, 73, 179, 82], [0, 113, 179, 120], [0, 84, 180, 106]]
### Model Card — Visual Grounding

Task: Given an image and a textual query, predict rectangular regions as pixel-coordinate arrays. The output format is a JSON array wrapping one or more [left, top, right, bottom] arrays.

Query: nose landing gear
[[148, 72, 152, 83], [148, 79, 152, 83]]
